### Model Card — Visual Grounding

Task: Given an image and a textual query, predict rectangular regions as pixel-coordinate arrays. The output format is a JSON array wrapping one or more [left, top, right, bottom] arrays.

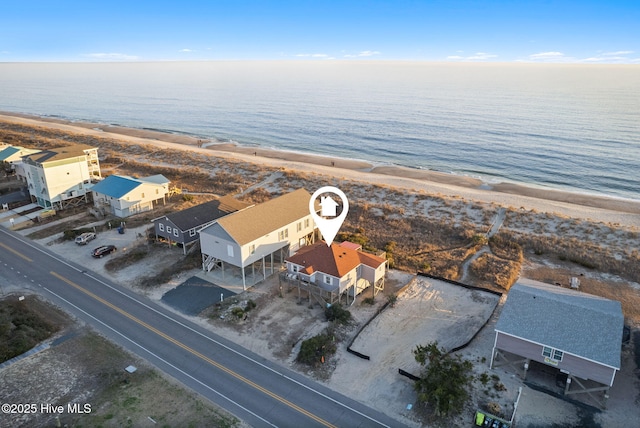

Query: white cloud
[[529, 51, 565, 59], [85, 53, 139, 61], [524, 51, 580, 63], [523, 50, 636, 64], [295, 53, 329, 58], [343, 50, 381, 58], [446, 52, 497, 61], [468, 52, 497, 60], [180, 48, 194, 53], [602, 50, 633, 56], [579, 53, 636, 64]]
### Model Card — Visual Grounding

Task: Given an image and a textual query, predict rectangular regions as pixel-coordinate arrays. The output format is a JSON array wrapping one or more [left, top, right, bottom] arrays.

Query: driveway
[[161, 276, 237, 316]]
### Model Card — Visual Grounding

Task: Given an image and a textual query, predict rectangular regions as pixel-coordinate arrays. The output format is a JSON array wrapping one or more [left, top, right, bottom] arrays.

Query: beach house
[[199, 188, 318, 289], [0, 145, 42, 176], [90, 174, 170, 218], [284, 241, 387, 304], [152, 195, 252, 254], [21, 144, 101, 209], [491, 279, 623, 408]]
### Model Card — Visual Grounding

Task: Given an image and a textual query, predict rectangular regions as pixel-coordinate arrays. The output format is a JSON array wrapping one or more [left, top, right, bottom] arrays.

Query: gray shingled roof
[[24, 144, 96, 163], [163, 195, 251, 231], [495, 280, 623, 368]]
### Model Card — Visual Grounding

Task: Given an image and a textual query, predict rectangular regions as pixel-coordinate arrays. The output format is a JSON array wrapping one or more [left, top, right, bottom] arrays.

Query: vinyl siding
[[495, 332, 617, 386]]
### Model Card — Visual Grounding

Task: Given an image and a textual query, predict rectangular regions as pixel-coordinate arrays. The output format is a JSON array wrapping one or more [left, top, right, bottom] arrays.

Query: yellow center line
[[50, 271, 335, 428], [0, 241, 33, 262]]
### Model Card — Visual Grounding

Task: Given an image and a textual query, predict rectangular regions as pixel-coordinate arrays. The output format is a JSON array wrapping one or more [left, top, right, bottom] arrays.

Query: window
[[189, 229, 196, 237], [173, 229, 179, 237], [324, 275, 332, 285], [166, 226, 172, 234], [156, 189, 159, 194], [542, 346, 563, 362], [249, 244, 255, 254], [159, 224, 164, 232], [278, 228, 289, 240], [304, 218, 310, 228], [141, 192, 145, 198], [297, 222, 302, 232], [227, 245, 234, 257]]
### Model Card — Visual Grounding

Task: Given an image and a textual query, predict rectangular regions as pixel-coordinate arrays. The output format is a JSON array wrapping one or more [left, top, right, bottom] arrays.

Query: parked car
[[92, 245, 116, 258], [75, 232, 96, 245]]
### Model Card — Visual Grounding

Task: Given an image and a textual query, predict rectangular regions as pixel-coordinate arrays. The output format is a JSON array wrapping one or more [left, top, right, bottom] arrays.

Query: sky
[[1, 0, 639, 63]]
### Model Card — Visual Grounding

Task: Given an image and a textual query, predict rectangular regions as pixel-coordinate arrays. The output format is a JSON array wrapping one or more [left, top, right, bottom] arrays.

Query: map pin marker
[[309, 186, 349, 247]]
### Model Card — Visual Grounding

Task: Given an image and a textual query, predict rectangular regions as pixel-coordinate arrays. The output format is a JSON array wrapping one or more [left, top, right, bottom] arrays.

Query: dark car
[[92, 245, 116, 258]]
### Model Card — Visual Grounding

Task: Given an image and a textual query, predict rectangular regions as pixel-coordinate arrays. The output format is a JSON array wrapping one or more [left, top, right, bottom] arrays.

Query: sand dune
[[1, 112, 639, 227]]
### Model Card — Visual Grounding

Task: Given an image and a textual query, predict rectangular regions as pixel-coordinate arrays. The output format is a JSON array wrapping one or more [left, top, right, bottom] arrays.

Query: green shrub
[[387, 293, 398, 307], [324, 304, 351, 325], [297, 332, 336, 366], [362, 297, 375, 305], [413, 341, 474, 417], [244, 300, 257, 311], [0, 300, 57, 362], [231, 307, 244, 318]]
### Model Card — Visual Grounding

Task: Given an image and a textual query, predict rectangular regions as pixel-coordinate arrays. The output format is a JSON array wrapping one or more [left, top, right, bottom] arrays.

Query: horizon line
[[1, 59, 639, 65]]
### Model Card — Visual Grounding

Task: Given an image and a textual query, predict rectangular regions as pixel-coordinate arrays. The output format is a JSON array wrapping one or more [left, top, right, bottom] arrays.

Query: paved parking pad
[[161, 276, 237, 316]]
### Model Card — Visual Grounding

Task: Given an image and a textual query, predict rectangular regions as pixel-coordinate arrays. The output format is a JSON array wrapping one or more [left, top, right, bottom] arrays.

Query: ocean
[[0, 61, 638, 201]]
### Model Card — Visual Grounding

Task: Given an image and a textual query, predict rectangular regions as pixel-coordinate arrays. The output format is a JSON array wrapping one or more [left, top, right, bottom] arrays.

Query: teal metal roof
[[90, 175, 142, 198], [0, 146, 20, 161]]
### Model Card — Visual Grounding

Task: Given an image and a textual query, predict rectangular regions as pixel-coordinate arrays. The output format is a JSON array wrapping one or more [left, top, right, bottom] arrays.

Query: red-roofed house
[[285, 241, 386, 302]]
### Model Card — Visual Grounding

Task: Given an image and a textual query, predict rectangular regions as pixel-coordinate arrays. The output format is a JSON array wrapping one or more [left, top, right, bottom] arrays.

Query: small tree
[[297, 331, 336, 366], [413, 341, 474, 417], [324, 304, 351, 325]]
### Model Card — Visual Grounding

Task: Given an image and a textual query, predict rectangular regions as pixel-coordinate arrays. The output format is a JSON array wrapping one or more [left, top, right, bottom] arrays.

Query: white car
[[75, 232, 96, 245]]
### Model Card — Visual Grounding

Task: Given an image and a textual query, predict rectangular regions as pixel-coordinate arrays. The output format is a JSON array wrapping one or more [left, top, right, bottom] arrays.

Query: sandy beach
[[3, 110, 639, 427], [1, 112, 640, 227]]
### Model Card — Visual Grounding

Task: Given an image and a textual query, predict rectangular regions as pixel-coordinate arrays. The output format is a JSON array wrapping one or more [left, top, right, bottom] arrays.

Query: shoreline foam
[[1, 112, 639, 226]]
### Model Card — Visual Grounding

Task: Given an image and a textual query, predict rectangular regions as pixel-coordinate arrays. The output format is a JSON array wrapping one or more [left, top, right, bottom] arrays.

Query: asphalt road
[[0, 227, 404, 428]]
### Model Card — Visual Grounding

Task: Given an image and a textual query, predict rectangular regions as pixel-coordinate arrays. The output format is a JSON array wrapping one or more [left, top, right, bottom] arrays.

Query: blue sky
[[1, 0, 638, 63]]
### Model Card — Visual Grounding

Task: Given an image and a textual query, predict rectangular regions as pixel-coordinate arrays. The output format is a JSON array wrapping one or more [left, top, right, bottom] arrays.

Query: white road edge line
[[2, 228, 391, 428], [40, 285, 277, 428]]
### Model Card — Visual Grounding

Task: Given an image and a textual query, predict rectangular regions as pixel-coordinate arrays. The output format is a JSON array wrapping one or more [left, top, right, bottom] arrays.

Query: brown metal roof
[[286, 241, 386, 278]]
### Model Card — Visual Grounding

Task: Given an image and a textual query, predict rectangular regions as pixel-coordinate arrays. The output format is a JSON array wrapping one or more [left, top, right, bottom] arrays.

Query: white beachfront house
[[199, 188, 318, 289], [90, 174, 170, 218], [0, 143, 40, 169], [21, 144, 101, 209]]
